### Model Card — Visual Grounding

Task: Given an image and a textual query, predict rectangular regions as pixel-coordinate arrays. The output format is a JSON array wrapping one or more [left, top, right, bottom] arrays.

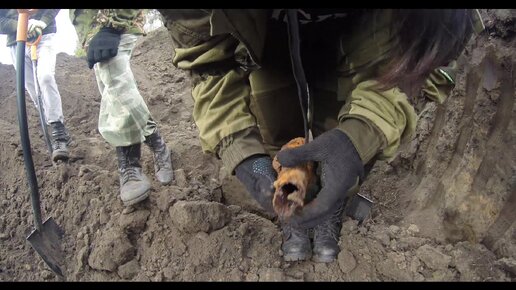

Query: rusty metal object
[[272, 137, 316, 218]]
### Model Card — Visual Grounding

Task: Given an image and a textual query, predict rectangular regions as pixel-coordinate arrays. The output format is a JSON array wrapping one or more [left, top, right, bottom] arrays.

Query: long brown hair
[[378, 9, 476, 95]]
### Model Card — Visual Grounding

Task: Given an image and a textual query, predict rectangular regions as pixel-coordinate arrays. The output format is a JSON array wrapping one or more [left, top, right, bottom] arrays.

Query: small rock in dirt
[[373, 231, 391, 247], [227, 205, 242, 215], [99, 207, 110, 225], [156, 190, 177, 212], [245, 272, 259, 281], [397, 236, 427, 251], [258, 268, 285, 281], [118, 209, 150, 233], [133, 272, 151, 282], [377, 252, 412, 281], [174, 169, 188, 187], [413, 272, 425, 281], [169, 200, 231, 233], [495, 258, 516, 277], [41, 270, 54, 280], [416, 244, 452, 271], [407, 224, 420, 235], [118, 259, 140, 280], [409, 256, 422, 273], [228, 268, 244, 281], [122, 206, 136, 215], [338, 249, 357, 274], [341, 219, 358, 234], [428, 269, 456, 281], [76, 246, 89, 271], [24, 264, 32, 271], [163, 267, 176, 280], [88, 228, 135, 272], [0, 233, 9, 240]]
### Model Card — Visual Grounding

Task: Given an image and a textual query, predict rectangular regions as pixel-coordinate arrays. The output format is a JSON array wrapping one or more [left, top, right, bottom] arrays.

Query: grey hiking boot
[[116, 143, 151, 206], [281, 221, 312, 261], [49, 121, 70, 162], [144, 129, 173, 185], [312, 204, 345, 263]]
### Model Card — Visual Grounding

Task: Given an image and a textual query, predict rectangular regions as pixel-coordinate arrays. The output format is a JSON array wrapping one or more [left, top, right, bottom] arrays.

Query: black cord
[[286, 9, 311, 144]]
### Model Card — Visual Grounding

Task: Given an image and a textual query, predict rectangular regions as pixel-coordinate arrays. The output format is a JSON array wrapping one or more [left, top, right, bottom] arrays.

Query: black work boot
[[312, 203, 345, 263], [281, 221, 312, 261], [49, 121, 70, 162], [144, 129, 173, 185], [116, 143, 151, 206]]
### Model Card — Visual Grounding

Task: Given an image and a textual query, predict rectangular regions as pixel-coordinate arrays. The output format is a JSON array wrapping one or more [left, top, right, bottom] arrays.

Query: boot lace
[[121, 167, 140, 184], [52, 140, 67, 151], [154, 147, 171, 170]]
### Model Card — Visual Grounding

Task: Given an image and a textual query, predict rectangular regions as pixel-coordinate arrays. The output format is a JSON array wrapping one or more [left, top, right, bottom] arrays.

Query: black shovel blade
[[345, 193, 373, 225], [26, 217, 65, 277]]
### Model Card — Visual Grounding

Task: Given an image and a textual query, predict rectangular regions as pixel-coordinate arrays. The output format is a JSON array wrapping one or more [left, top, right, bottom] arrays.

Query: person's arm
[[0, 10, 18, 34], [278, 61, 460, 228], [37, 9, 59, 27]]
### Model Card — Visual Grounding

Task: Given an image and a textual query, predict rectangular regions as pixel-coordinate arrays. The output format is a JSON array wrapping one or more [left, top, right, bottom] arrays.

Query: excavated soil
[[0, 9, 514, 281]]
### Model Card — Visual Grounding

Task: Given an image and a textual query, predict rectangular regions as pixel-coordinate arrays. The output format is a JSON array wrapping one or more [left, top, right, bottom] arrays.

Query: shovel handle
[[28, 35, 42, 61], [16, 9, 38, 42]]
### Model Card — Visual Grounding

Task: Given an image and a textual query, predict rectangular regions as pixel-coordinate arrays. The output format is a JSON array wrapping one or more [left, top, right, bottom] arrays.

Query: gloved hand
[[235, 155, 277, 214], [27, 19, 47, 39], [87, 27, 122, 69], [276, 129, 364, 228]]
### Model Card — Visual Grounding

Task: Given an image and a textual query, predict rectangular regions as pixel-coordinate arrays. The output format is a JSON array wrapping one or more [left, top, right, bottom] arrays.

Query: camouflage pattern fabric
[[70, 9, 146, 55], [93, 34, 156, 146]]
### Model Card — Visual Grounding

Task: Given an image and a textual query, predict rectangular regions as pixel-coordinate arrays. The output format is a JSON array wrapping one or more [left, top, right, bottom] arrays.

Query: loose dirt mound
[[0, 10, 514, 281]]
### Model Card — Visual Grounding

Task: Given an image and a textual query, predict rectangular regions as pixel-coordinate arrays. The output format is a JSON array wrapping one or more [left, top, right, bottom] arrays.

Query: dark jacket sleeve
[[0, 10, 18, 34], [38, 9, 60, 26]]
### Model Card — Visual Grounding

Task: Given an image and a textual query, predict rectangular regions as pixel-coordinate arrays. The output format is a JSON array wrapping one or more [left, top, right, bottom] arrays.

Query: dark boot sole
[[52, 150, 69, 162]]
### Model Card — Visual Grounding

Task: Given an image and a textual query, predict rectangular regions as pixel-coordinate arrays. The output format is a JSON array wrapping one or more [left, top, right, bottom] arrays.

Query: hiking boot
[[49, 121, 70, 162], [281, 221, 312, 261], [116, 143, 151, 206], [312, 204, 345, 263], [144, 129, 173, 185]]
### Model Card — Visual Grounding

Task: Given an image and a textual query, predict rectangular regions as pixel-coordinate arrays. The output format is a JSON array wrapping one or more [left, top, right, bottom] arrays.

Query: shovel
[[15, 9, 65, 278], [27, 34, 53, 157]]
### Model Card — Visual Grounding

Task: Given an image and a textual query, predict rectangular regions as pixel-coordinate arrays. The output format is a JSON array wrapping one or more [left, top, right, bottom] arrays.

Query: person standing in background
[[0, 9, 71, 161]]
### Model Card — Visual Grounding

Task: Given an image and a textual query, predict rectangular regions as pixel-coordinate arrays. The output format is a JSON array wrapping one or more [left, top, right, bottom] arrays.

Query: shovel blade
[[26, 217, 65, 277]]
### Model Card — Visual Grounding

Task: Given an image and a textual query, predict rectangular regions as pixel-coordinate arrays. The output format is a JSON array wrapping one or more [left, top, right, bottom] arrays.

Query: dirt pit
[[0, 9, 514, 281]]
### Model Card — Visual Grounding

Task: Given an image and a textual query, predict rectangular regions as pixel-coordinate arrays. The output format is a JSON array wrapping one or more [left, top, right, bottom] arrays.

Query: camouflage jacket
[[0, 9, 59, 46], [69, 9, 146, 53]]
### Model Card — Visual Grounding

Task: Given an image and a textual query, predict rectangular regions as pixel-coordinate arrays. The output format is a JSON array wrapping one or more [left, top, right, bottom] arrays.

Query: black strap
[[286, 9, 312, 144]]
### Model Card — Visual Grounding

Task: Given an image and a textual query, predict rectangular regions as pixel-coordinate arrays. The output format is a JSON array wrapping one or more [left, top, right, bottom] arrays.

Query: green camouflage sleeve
[[70, 9, 146, 53]]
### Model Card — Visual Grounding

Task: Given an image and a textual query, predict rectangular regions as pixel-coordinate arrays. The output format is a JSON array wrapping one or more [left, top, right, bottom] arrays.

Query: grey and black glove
[[235, 154, 277, 214], [276, 129, 364, 228], [87, 27, 122, 69]]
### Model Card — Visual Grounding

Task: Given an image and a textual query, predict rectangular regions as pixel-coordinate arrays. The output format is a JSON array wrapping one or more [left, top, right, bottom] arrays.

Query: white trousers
[[10, 33, 64, 124]]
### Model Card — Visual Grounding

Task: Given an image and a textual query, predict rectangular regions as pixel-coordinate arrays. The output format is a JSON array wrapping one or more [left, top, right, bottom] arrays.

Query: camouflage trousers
[[94, 34, 156, 147]]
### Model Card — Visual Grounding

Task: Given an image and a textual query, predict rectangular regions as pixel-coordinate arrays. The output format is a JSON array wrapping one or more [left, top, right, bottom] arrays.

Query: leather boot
[[312, 203, 345, 263], [49, 121, 70, 161], [281, 221, 312, 261], [116, 143, 151, 206], [144, 129, 173, 185]]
